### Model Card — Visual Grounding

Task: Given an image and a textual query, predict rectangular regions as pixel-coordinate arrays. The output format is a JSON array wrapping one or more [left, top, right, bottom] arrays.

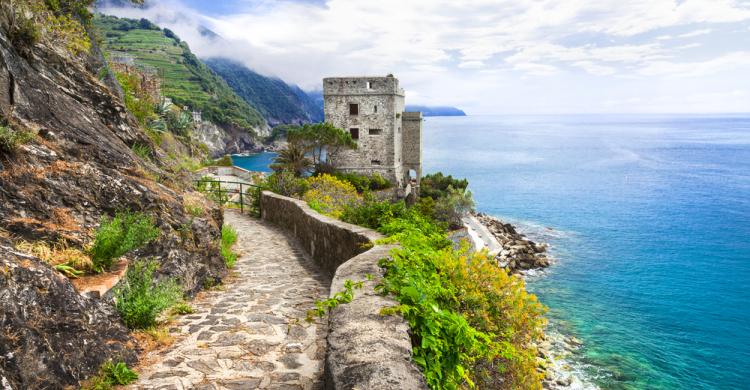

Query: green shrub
[[170, 302, 194, 315], [377, 213, 545, 389], [420, 172, 469, 200], [220, 224, 238, 268], [113, 259, 181, 329], [89, 212, 160, 272], [264, 171, 309, 197], [303, 174, 362, 219], [0, 125, 34, 153], [432, 186, 475, 229], [84, 360, 138, 390], [215, 155, 233, 167], [333, 172, 392, 193], [341, 198, 408, 229]]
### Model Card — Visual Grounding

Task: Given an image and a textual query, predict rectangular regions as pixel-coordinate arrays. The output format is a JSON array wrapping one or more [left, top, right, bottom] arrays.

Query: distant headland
[[405, 105, 467, 117]]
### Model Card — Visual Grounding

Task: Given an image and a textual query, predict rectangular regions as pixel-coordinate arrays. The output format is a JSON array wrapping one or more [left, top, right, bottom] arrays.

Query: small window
[[350, 128, 359, 140], [398, 126, 401, 133], [367, 81, 373, 89], [369, 129, 382, 135], [349, 103, 359, 115], [371, 160, 382, 166], [373, 105, 378, 113]]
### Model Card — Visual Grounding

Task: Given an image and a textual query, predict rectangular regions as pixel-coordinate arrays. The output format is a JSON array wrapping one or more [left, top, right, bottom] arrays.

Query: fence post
[[239, 183, 244, 214]]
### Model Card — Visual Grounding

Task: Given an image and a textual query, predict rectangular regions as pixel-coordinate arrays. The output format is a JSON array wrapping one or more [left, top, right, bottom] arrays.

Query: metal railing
[[194, 179, 262, 217]]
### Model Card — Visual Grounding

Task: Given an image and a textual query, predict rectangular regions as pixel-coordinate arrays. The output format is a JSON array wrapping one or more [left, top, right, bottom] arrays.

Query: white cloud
[[98, 0, 750, 113]]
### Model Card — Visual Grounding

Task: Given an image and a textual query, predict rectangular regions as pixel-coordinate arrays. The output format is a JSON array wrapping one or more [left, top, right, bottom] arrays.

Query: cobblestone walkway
[[131, 210, 330, 390]]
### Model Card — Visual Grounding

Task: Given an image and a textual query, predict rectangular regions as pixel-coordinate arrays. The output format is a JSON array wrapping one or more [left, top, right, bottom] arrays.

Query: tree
[[270, 140, 312, 176], [286, 123, 356, 171], [433, 185, 475, 228]]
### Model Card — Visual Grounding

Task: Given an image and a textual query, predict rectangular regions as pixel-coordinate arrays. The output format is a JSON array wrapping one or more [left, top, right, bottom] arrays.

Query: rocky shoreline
[[473, 213, 595, 390], [474, 212, 552, 273]]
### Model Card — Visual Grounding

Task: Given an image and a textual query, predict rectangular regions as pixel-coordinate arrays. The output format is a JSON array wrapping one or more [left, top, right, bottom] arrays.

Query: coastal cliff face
[[0, 7, 226, 388]]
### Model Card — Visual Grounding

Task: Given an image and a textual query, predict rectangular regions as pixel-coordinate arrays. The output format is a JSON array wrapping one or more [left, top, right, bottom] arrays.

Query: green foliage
[[433, 186, 475, 229], [375, 214, 545, 389], [205, 58, 323, 125], [270, 141, 312, 176], [325, 187, 544, 389], [286, 123, 357, 170], [220, 224, 238, 268], [89, 212, 160, 272], [0, 124, 34, 153], [214, 155, 233, 167], [341, 198, 408, 229], [84, 360, 138, 390], [94, 14, 265, 133], [334, 171, 392, 193], [131, 143, 151, 161], [115, 70, 157, 127], [185, 204, 204, 217], [170, 302, 194, 315], [418, 172, 475, 228], [113, 259, 182, 329], [303, 174, 362, 219], [263, 171, 309, 197], [420, 172, 469, 200], [306, 279, 365, 322]]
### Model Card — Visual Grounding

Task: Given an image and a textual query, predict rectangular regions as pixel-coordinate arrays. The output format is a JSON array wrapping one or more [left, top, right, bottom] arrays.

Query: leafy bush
[[170, 302, 194, 315], [215, 155, 233, 167], [84, 360, 138, 390], [377, 213, 546, 389], [115, 70, 157, 127], [433, 186, 475, 229], [334, 172, 392, 193], [220, 224, 238, 268], [89, 212, 160, 272], [264, 171, 309, 197], [341, 198, 408, 229], [420, 172, 469, 200], [113, 259, 181, 329], [0, 125, 34, 153], [303, 174, 362, 219]]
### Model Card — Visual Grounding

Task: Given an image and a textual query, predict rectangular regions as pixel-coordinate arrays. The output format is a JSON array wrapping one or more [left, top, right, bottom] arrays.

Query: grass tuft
[[220, 224, 238, 268], [89, 212, 160, 273], [82, 361, 138, 390], [113, 259, 182, 329]]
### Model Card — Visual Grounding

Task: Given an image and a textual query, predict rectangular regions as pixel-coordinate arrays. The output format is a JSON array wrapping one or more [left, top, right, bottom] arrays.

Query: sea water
[[423, 114, 750, 390], [234, 114, 750, 389]]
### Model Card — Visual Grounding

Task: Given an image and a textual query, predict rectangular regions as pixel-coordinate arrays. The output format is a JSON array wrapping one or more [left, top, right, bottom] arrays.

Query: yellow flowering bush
[[303, 174, 362, 219]]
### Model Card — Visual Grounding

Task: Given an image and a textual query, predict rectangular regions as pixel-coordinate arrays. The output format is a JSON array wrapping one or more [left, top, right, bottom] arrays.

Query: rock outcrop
[[474, 213, 551, 272], [0, 242, 137, 389], [0, 12, 226, 389]]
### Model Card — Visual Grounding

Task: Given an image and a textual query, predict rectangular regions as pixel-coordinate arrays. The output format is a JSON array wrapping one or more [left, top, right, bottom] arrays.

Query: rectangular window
[[373, 105, 378, 113], [369, 129, 382, 135], [367, 81, 373, 89], [350, 128, 359, 140], [349, 103, 359, 115], [371, 160, 381, 165]]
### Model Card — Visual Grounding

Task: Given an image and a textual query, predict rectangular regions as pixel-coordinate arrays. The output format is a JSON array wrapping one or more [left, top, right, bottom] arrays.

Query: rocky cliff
[[0, 4, 226, 388]]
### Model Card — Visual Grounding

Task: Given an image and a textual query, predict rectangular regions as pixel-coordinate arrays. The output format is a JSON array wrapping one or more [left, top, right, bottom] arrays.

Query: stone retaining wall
[[260, 191, 427, 390]]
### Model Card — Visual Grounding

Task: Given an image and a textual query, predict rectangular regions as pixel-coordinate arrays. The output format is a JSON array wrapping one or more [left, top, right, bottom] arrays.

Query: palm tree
[[270, 141, 313, 176]]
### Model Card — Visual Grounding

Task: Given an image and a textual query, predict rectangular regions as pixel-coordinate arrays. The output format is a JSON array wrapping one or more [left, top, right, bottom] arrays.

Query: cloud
[[98, 0, 750, 113]]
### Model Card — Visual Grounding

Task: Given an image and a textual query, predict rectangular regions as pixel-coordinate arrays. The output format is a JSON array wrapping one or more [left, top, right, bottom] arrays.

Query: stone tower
[[323, 75, 422, 196]]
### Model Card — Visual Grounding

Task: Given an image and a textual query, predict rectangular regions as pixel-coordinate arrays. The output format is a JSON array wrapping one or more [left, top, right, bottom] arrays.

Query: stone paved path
[[131, 210, 330, 390]]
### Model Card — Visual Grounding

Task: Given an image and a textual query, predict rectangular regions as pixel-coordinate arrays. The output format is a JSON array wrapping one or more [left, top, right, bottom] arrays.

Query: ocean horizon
[[234, 113, 750, 389]]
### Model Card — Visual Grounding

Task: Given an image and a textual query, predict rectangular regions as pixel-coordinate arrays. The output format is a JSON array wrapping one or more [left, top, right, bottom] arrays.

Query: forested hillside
[[94, 14, 266, 134], [205, 58, 323, 125]]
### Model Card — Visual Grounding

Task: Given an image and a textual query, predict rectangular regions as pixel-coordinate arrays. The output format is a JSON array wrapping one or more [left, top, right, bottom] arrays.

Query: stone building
[[323, 75, 422, 196]]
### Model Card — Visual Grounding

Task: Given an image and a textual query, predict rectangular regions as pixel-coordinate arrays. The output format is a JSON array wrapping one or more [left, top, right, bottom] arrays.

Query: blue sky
[[101, 0, 750, 114]]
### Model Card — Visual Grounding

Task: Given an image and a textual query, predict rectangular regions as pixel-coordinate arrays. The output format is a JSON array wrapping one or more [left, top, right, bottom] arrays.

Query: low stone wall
[[195, 165, 263, 183], [260, 191, 427, 389]]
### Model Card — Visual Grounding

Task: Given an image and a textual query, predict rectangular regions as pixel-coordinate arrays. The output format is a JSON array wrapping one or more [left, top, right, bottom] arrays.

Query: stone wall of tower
[[323, 76, 405, 187], [402, 111, 423, 191]]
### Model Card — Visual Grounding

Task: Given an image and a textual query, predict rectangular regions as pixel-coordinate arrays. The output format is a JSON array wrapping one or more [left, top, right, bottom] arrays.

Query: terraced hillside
[[94, 14, 265, 134]]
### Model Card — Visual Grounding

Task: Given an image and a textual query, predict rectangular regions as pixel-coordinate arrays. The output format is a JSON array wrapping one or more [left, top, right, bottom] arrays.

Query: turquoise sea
[[234, 114, 750, 389]]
